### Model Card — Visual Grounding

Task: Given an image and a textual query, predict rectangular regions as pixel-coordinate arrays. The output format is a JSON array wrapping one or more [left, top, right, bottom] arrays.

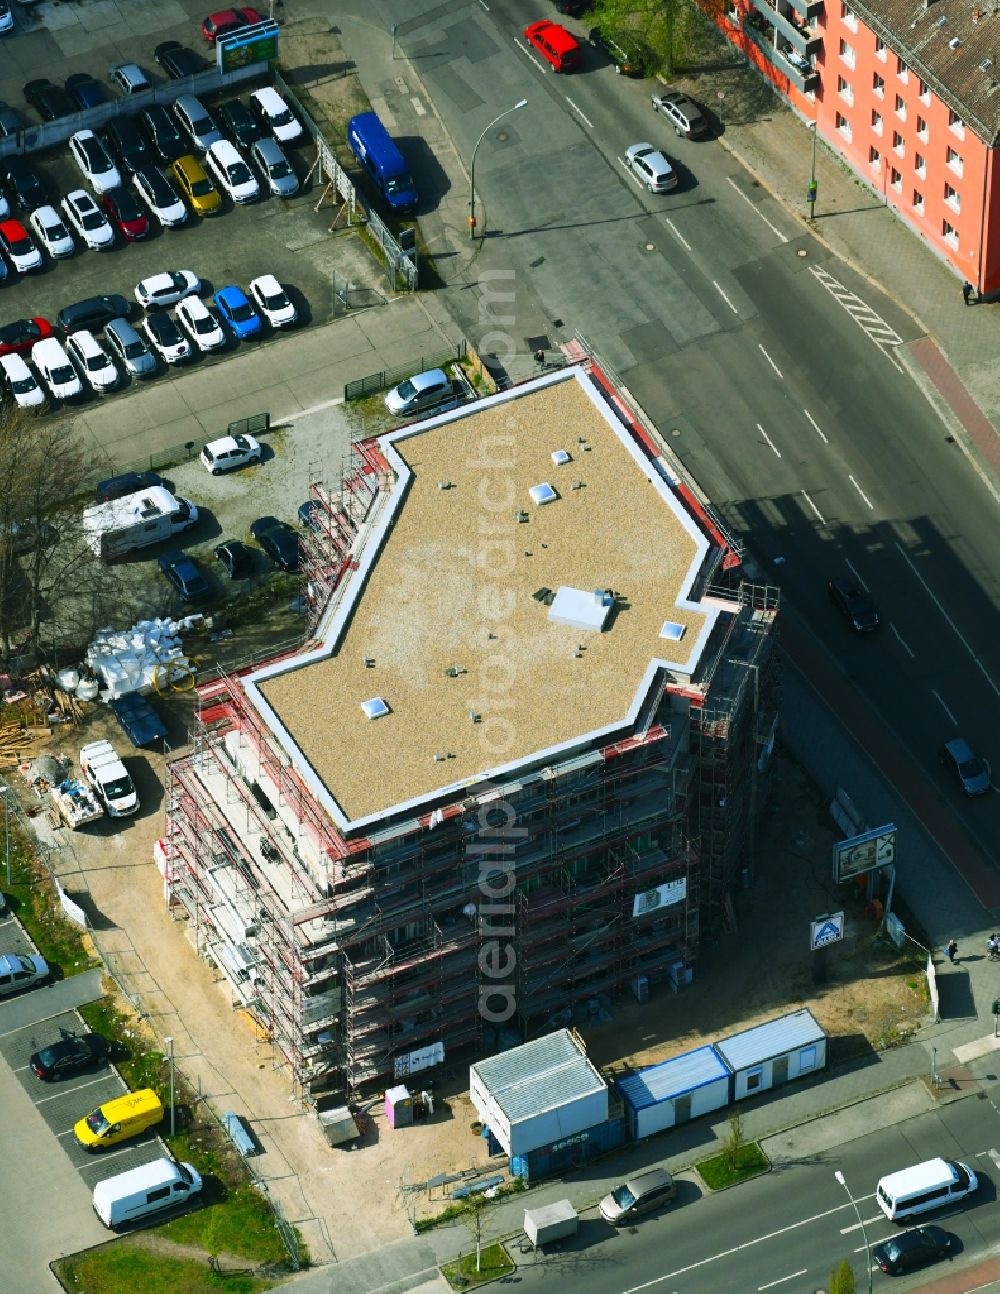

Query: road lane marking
[[808, 265, 905, 371], [848, 475, 874, 509], [714, 281, 739, 314], [565, 97, 593, 129], [844, 559, 868, 588], [757, 424, 781, 458], [803, 408, 829, 443], [726, 176, 789, 242], [411, 98, 426, 117], [516, 40, 546, 74], [933, 689, 958, 724], [839, 1212, 882, 1234], [896, 542, 1000, 699], [758, 1271, 807, 1290], [621, 1198, 858, 1292], [890, 624, 916, 658], [801, 490, 826, 524], [665, 218, 691, 251], [758, 344, 783, 378]]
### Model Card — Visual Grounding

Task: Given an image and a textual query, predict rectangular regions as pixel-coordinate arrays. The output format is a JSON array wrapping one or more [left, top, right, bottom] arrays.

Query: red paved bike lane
[[781, 617, 1000, 913], [907, 1252, 1000, 1292]]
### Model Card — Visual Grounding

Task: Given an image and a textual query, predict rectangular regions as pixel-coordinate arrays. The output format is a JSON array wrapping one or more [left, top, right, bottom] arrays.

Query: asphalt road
[[361, 0, 1000, 860], [510, 1095, 1000, 1294]]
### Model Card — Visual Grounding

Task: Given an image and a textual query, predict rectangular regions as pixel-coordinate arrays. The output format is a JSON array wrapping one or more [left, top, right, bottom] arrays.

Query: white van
[[875, 1157, 978, 1222], [93, 1156, 202, 1229]]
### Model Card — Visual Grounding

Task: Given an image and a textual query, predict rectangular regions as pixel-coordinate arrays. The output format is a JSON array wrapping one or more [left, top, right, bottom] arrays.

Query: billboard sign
[[810, 911, 844, 951], [633, 878, 686, 918], [833, 823, 896, 883], [217, 20, 279, 73]]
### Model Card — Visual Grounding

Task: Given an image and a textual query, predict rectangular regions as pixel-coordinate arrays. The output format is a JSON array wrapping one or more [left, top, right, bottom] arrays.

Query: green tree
[[828, 1258, 856, 1294], [722, 1109, 745, 1168]]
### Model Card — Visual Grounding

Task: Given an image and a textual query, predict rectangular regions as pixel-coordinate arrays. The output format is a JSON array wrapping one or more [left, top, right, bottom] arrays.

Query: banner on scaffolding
[[394, 1039, 444, 1080], [632, 879, 686, 918]]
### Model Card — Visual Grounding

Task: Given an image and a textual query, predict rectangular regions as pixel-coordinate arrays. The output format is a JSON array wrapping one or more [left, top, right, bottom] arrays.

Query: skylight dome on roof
[[529, 483, 557, 506], [660, 621, 686, 642], [551, 450, 570, 466], [361, 697, 390, 719]]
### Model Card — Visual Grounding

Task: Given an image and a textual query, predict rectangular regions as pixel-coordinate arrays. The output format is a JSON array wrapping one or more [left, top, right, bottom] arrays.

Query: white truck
[[83, 486, 198, 560], [80, 740, 138, 817]]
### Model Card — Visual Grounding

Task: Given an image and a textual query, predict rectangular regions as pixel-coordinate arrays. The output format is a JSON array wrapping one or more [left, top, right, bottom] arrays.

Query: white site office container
[[470, 1029, 608, 1158], [714, 1008, 827, 1101], [618, 1044, 731, 1138]]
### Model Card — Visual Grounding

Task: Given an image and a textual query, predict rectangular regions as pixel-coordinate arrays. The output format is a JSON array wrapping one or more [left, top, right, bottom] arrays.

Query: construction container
[[617, 1044, 730, 1138], [714, 1008, 827, 1101]]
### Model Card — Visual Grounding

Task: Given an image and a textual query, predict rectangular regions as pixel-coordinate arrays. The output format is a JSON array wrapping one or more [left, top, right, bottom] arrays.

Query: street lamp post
[[808, 120, 818, 221], [1, 782, 10, 889], [469, 99, 527, 239], [165, 1036, 176, 1136], [835, 1169, 873, 1294]]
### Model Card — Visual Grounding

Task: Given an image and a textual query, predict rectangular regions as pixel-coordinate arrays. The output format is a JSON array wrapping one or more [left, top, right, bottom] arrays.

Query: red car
[[100, 187, 150, 241], [523, 20, 581, 72], [201, 7, 262, 42], [0, 317, 53, 357]]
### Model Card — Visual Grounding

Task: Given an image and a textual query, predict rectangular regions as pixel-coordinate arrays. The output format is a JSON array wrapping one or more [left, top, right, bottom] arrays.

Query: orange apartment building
[[717, 0, 1000, 295]]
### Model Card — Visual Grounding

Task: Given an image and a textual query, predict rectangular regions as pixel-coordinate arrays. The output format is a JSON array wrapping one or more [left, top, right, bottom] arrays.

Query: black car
[[140, 104, 188, 163], [64, 72, 109, 111], [827, 577, 879, 632], [218, 99, 261, 149], [30, 1031, 110, 1081], [159, 550, 210, 601], [95, 471, 165, 504], [250, 517, 300, 572], [104, 117, 153, 175], [872, 1225, 952, 1274], [0, 102, 23, 139], [214, 539, 255, 579], [4, 158, 47, 211], [23, 78, 74, 122], [154, 40, 207, 79], [57, 294, 131, 336]]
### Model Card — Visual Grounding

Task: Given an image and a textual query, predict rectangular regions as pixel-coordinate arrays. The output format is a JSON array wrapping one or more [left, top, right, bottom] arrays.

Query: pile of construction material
[[85, 617, 203, 699]]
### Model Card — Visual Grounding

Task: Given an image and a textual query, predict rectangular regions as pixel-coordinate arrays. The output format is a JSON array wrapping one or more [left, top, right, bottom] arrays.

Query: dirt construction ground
[[20, 680, 929, 1261]]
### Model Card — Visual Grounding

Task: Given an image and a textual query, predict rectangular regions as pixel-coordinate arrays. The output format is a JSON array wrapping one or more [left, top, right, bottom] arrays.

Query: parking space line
[[34, 1073, 111, 1105]]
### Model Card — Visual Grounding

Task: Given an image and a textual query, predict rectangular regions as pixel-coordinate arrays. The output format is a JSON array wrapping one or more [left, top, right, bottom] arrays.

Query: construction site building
[[163, 365, 779, 1101]]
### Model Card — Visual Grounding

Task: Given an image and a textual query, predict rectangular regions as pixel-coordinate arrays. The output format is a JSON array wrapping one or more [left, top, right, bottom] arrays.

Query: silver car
[[939, 738, 992, 796], [0, 952, 49, 997], [104, 317, 156, 379], [651, 89, 708, 139], [251, 136, 299, 198]]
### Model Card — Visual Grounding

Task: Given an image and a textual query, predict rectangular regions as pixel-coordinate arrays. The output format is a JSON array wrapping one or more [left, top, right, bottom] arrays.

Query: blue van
[[347, 112, 418, 214]]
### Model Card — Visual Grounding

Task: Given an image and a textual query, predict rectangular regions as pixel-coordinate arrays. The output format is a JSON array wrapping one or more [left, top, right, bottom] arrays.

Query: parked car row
[[0, 272, 299, 407]]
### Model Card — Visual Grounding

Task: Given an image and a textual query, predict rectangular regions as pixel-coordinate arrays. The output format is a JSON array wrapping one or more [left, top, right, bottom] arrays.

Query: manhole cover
[[797, 247, 809, 258], [645, 242, 656, 252], [670, 428, 682, 437]]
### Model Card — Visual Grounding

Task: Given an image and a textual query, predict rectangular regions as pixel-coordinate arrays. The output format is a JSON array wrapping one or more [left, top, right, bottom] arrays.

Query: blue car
[[213, 285, 261, 340], [158, 549, 210, 602]]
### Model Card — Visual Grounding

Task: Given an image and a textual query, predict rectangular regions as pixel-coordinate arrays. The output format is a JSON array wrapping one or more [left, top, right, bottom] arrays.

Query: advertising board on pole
[[832, 823, 896, 884]]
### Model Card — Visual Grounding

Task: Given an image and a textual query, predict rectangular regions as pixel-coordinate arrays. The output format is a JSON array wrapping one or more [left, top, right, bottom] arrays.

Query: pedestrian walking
[[947, 938, 959, 963], [962, 281, 974, 306]]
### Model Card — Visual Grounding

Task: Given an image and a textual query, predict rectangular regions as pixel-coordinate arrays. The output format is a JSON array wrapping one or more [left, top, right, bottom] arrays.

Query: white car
[[624, 143, 678, 193], [176, 296, 225, 352], [0, 219, 42, 273], [68, 130, 122, 196], [250, 86, 303, 144], [28, 205, 75, 259], [248, 274, 296, 329], [132, 168, 187, 230], [0, 353, 45, 409], [0, 2, 13, 35], [66, 330, 118, 394], [142, 312, 190, 365], [205, 139, 259, 204], [31, 337, 83, 400], [61, 189, 114, 251], [201, 433, 261, 475], [134, 270, 200, 310]]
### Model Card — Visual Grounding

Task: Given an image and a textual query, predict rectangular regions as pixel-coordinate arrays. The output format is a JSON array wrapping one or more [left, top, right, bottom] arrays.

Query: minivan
[[93, 1156, 202, 1230], [875, 1158, 978, 1222], [109, 63, 151, 98], [524, 20, 582, 72], [347, 111, 418, 213], [600, 1168, 677, 1225], [74, 1088, 164, 1151]]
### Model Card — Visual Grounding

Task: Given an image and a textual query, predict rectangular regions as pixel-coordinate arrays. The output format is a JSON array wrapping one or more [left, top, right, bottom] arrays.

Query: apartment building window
[[839, 39, 856, 68], [913, 189, 924, 214], [871, 110, 883, 135], [942, 219, 958, 248], [918, 78, 930, 103], [949, 108, 965, 138], [835, 112, 852, 140], [869, 146, 881, 168], [916, 115, 929, 141], [897, 56, 908, 81], [841, 2, 858, 30], [890, 167, 902, 192], [895, 94, 906, 119], [944, 183, 960, 212], [914, 153, 926, 177], [838, 75, 853, 103], [893, 130, 905, 155], [947, 146, 964, 176], [871, 73, 885, 98], [875, 35, 887, 60]]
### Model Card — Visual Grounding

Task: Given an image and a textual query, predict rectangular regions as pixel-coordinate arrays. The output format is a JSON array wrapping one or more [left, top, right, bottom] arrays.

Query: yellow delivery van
[[74, 1088, 164, 1152]]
